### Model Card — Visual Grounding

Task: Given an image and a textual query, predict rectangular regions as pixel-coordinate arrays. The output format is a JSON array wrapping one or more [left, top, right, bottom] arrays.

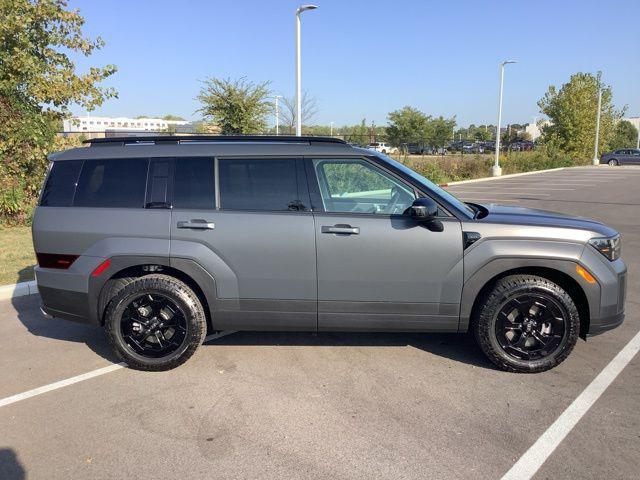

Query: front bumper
[[580, 247, 627, 336]]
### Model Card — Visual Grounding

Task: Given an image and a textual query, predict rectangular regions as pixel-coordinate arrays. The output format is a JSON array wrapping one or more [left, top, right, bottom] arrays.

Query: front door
[[308, 157, 464, 332], [170, 157, 317, 331]]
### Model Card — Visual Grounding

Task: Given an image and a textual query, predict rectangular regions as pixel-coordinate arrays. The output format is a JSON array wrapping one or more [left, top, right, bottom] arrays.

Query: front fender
[[459, 239, 600, 332]]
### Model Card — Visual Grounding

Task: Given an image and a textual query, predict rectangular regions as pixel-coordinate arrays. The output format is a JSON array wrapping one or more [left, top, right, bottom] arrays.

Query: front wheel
[[104, 274, 207, 371], [473, 275, 580, 373], [608, 159, 619, 166]]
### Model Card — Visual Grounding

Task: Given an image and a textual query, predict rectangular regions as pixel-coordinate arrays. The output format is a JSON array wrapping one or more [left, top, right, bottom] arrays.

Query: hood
[[476, 203, 618, 237]]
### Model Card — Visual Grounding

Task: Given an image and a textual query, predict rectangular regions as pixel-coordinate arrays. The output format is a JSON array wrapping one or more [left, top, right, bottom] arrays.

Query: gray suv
[[33, 136, 627, 372]]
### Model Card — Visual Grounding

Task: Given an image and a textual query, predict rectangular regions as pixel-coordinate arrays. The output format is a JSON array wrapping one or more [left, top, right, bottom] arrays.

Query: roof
[[50, 135, 365, 161]]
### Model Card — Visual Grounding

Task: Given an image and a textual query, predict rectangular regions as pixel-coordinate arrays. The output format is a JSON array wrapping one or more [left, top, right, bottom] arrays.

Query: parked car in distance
[[401, 143, 427, 155], [367, 142, 398, 154], [600, 148, 640, 166], [33, 135, 626, 372]]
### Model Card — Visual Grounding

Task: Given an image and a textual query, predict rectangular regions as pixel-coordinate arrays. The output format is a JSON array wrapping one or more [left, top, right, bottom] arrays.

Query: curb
[[439, 167, 567, 187], [0, 281, 38, 301]]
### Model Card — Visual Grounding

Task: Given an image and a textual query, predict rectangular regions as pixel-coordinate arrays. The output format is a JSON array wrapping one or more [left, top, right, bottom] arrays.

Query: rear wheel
[[104, 274, 206, 371], [473, 275, 580, 373], [608, 159, 619, 166]]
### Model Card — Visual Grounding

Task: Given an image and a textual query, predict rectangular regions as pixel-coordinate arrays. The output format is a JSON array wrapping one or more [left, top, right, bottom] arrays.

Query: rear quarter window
[[74, 158, 149, 208], [40, 160, 83, 207]]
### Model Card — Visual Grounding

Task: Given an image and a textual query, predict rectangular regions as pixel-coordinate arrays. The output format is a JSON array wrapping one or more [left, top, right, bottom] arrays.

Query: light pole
[[330, 121, 334, 136], [295, 4, 318, 136], [592, 77, 603, 165], [636, 122, 640, 150], [493, 60, 516, 177], [273, 95, 282, 135]]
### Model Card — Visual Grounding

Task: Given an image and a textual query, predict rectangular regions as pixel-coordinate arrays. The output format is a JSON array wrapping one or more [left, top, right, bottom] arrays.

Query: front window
[[313, 158, 416, 215], [377, 154, 475, 218]]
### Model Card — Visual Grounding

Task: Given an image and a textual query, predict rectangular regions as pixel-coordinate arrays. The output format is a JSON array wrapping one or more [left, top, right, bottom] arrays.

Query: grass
[[0, 225, 35, 285]]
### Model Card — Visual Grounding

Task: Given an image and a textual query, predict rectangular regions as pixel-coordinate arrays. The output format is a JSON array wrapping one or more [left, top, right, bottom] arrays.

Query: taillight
[[36, 253, 79, 269]]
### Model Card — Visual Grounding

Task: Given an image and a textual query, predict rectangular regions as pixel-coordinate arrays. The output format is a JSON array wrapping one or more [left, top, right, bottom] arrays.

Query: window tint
[[40, 160, 82, 207], [173, 158, 215, 209], [74, 158, 148, 208], [219, 158, 300, 211], [313, 159, 415, 215]]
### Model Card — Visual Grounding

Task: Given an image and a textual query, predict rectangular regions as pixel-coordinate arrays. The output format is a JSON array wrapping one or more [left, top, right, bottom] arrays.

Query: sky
[[67, 0, 640, 127]]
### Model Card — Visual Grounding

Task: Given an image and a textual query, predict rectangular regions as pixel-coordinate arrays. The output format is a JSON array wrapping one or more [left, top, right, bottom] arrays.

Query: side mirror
[[406, 197, 438, 222]]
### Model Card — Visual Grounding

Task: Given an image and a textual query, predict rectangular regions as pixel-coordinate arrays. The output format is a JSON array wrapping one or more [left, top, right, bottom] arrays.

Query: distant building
[[62, 116, 189, 133], [624, 116, 640, 132], [524, 121, 551, 141]]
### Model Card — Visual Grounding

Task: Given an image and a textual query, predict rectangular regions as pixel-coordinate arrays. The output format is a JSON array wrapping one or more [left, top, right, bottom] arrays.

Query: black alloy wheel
[[120, 293, 188, 358], [473, 274, 580, 373], [494, 293, 567, 361]]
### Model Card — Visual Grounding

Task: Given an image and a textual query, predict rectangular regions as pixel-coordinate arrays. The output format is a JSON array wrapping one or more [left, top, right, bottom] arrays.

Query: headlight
[[589, 234, 621, 261]]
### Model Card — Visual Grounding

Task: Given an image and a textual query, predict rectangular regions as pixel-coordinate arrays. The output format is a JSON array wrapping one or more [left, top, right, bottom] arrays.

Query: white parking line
[[452, 191, 551, 196], [450, 187, 573, 191], [501, 329, 640, 480], [0, 330, 236, 409]]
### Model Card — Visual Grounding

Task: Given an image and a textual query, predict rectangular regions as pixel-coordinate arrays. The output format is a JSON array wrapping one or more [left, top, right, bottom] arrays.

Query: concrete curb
[[440, 167, 567, 187], [0, 281, 38, 301]]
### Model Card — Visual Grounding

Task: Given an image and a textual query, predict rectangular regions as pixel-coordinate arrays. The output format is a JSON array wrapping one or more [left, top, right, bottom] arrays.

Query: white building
[[63, 116, 189, 133], [524, 120, 551, 141]]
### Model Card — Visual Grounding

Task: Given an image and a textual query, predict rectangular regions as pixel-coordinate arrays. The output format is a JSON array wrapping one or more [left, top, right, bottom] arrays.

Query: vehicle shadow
[[12, 266, 120, 364], [205, 330, 496, 370], [0, 448, 26, 480]]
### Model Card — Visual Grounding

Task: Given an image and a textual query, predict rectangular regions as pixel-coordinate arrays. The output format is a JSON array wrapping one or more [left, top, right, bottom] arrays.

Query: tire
[[472, 274, 580, 373], [104, 274, 207, 371], [382, 149, 387, 154], [608, 159, 619, 166]]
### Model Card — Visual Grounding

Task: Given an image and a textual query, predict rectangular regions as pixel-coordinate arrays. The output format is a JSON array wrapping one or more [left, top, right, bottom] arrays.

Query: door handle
[[321, 224, 360, 235], [177, 219, 215, 230]]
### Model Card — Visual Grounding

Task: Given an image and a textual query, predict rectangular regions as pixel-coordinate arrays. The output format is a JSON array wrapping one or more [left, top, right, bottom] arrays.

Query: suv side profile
[[33, 136, 627, 372]]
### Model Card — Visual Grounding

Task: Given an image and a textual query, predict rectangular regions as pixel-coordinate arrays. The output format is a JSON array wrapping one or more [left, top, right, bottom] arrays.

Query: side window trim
[[145, 157, 174, 208]]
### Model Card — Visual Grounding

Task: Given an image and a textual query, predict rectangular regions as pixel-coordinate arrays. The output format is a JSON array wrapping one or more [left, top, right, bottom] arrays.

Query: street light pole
[[493, 60, 516, 177], [295, 4, 318, 137], [273, 95, 282, 135], [330, 121, 334, 136], [592, 76, 603, 165]]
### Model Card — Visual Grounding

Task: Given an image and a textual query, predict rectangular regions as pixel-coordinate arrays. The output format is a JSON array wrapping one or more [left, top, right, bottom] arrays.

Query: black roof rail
[[84, 135, 348, 146]]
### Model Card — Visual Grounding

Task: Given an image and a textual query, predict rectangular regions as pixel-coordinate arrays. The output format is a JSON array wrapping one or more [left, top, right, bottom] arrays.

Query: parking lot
[[1, 166, 638, 480]]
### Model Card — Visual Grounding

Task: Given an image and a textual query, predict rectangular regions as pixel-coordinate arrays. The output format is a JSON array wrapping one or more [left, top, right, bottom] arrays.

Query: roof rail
[[84, 135, 347, 146]]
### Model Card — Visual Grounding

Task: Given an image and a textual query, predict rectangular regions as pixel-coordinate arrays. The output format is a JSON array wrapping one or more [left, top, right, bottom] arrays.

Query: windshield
[[378, 154, 476, 218]]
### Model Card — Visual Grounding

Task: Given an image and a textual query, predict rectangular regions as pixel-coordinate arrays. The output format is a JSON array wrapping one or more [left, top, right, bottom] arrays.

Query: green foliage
[[322, 163, 389, 195], [407, 148, 578, 186], [162, 114, 185, 121], [197, 77, 272, 134], [538, 72, 624, 160], [430, 116, 456, 148], [0, 0, 117, 224], [386, 106, 431, 146], [609, 120, 638, 150]]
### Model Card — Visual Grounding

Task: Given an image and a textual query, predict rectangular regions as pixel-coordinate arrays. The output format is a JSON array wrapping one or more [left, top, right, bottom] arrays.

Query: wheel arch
[[90, 256, 217, 329], [460, 260, 595, 339]]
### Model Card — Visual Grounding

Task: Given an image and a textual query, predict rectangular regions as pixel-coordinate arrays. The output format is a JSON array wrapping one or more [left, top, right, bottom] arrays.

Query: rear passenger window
[[74, 158, 148, 208], [218, 158, 300, 211], [173, 158, 215, 209], [40, 160, 83, 207]]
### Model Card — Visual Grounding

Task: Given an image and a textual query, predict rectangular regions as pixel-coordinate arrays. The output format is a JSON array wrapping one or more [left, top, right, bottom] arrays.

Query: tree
[[162, 114, 185, 121], [386, 106, 431, 147], [196, 77, 272, 134], [279, 92, 318, 134], [609, 120, 638, 150], [538, 72, 624, 159], [0, 0, 117, 223], [429, 116, 456, 149]]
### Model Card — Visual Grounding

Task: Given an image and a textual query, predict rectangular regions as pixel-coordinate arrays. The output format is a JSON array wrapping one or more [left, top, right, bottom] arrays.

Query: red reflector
[[36, 253, 79, 269], [91, 258, 111, 277]]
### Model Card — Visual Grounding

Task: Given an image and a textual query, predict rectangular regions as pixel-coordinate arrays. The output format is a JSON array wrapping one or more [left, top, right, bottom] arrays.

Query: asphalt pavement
[[0, 165, 638, 480]]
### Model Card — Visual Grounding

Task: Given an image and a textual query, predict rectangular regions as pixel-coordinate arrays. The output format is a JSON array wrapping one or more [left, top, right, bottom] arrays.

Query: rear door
[[170, 157, 317, 331], [307, 157, 464, 332]]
